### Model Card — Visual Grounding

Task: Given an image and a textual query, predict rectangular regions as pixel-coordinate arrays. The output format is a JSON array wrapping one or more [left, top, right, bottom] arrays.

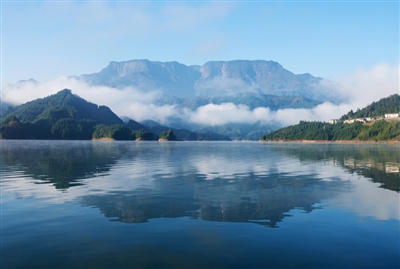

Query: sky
[[1, 0, 399, 126], [2, 1, 399, 83]]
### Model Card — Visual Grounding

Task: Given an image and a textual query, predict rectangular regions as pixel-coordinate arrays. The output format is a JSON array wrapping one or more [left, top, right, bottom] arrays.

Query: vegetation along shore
[[260, 94, 400, 142]]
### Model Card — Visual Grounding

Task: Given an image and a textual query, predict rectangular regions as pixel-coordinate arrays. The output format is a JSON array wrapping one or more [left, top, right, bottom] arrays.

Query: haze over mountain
[[75, 59, 336, 102], [0, 89, 230, 141], [4, 59, 398, 140]]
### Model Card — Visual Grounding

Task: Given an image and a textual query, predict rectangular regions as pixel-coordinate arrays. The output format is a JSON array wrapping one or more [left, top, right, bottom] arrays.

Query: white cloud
[[161, 3, 233, 32], [2, 63, 398, 129], [321, 63, 399, 110], [188, 103, 258, 125], [2, 77, 177, 124]]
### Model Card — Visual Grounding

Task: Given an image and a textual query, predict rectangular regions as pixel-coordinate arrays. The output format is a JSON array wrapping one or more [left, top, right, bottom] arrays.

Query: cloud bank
[[2, 63, 398, 127]]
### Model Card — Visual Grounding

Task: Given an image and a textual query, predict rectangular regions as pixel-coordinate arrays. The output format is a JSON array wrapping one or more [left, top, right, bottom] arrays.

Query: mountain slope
[[177, 93, 322, 111], [261, 94, 400, 142], [77, 60, 200, 97], [194, 60, 326, 100], [341, 94, 400, 120], [140, 120, 231, 141], [0, 89, 135, 140], [2, 89, 123, 125], [75, 59, 335, 102]]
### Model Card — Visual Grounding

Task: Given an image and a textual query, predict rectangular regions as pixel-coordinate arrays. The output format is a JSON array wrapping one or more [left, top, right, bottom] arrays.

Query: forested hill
[[2, 89, 122, 125], [0, 90, 229, 141], [341, 94, 400, 120], [260, 94, 400, 142], [0, 89, 156, 140]]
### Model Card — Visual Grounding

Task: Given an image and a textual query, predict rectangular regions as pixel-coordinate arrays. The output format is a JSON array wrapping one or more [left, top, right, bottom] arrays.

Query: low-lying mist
[[2, 63, 398, 128]]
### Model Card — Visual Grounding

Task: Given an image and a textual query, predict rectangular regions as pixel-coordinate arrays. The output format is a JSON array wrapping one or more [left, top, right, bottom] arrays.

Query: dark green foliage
[[1, 115, 20, 125], [331, 122, 365, 140], [0, 116, 33, 139], [0, 90, 126, 140], [159, 129, 177, 141], [37, 106, 75, 121], [133, 129, 155, 140], [358, 120, 400, 141], [2, 89, 122, 125], [92, 124, 136, 140], [340, 94, 399, 120], [261, 121, 332, 141], [51, 119, 97, 140], [261, 120, 400, 142], [262, 94, 400, 142], [30, 118, 53, 139]]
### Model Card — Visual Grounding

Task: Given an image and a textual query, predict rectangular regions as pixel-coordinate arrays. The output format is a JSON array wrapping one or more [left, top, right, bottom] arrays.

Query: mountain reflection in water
[[2, 141, 398, 226], [267, 143, 400, 192], [1, 141, 399, 269]]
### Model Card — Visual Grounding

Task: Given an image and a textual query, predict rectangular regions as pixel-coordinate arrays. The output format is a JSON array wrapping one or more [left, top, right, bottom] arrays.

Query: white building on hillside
[[328, 119, 339, 124], [385, 113, 400, 119]]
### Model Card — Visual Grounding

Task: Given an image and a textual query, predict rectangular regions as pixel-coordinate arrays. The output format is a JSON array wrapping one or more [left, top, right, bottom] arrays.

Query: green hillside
[[341, 94, 400, 120], [261, 121, 400, 141], [0, 89, 149, 140], [2, 89, 122, 125], [261, 94, 400, 142], [0, 90, 227, 141]]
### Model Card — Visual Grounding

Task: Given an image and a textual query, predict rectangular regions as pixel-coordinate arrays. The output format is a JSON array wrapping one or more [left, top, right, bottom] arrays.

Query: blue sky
[[1, 1, 399, 85]]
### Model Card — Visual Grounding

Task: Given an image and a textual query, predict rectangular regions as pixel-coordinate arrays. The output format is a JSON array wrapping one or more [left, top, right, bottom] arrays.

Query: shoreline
[[92, 138, 115, 141], [259, 139, 400, 144]]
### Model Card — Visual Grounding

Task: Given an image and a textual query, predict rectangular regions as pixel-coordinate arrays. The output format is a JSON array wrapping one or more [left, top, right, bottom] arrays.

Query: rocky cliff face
[[76, 59, 335, 102], [78, 59, 200, 97]]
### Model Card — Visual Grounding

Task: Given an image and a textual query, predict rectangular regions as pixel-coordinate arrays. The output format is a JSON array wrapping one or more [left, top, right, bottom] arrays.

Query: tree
[[159, 129, 176, 141]]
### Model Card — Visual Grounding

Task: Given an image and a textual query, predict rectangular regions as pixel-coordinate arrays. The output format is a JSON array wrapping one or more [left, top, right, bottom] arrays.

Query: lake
[[1, 140, 399, 269]]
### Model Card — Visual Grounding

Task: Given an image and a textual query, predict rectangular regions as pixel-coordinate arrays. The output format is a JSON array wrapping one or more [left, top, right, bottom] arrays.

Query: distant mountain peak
[[15, 78, 40, 85], [75, 59, 336, 102]]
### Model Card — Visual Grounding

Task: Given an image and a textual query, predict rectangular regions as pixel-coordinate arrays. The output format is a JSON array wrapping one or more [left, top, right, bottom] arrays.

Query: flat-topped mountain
[[77, 60, 200, 97], [76, 59, 334, 101]]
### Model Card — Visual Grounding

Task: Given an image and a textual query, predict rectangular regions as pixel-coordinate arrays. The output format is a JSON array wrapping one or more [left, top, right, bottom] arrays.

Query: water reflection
[[0, 140, 131, 189], [1, 141, 399, 227], [81, 172, 338, 227], [266, 143, 400, 192], [2, 141, 399, 269]]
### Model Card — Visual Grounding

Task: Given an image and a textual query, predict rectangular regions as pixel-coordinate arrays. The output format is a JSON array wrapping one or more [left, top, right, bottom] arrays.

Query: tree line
[[260, 120, 400, 141], [0, 114, 156, 140]]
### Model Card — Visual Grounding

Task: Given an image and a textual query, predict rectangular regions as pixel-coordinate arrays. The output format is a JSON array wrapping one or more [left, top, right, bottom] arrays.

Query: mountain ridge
[[0, 90, 231, 141], [75, 59, 335, 102]]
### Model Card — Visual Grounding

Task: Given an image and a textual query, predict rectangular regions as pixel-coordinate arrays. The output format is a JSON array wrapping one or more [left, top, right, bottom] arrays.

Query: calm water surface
[[1, 141, 399, 268]]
